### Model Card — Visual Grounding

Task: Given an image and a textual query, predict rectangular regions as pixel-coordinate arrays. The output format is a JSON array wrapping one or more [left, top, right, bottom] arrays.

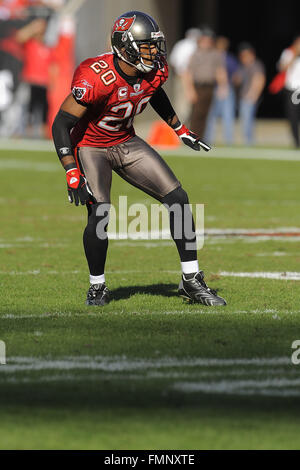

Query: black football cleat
[[178, 271, 227, 306], [86, 283, 111, 306]]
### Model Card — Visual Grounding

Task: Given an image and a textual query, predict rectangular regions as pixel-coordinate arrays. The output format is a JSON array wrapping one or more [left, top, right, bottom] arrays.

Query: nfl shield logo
[[72, 86, 86, 100], [133, 84, 140, 93]]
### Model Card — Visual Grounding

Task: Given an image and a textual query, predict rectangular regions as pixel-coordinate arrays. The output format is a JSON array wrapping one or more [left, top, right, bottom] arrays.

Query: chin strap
[[136, 60, 154, 73]]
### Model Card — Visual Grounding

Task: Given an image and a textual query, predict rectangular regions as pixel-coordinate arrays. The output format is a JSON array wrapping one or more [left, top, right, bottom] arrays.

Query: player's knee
[[87, 202, 110, 222], [162, 186, 189, 208], [86, 202, 110, 235]]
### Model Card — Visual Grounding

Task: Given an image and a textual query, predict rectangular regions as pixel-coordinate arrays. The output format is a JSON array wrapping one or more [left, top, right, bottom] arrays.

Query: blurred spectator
[[233, 43, 266, 145], [15, 16, 51, 138], [0, 0, 28, 20], [183, 28, 228, 138], [278, 34, 300, 147], [30, 1, 76, 137], [0, 0, 28, 134], [0, 0, 57, 138], [204, 36, 239, 145], [47, 13, 75, 135], [169, 27, 201, 122]]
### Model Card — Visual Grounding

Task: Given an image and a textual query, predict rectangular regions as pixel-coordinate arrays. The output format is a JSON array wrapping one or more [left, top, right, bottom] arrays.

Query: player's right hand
[[175, 124, 211, 152], [66, 167, 92, 206]]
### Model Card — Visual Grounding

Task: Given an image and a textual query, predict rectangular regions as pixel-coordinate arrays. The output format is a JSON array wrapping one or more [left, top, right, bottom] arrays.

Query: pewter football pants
[[77, 135, 180, 202], [77, 135, 197, 276]]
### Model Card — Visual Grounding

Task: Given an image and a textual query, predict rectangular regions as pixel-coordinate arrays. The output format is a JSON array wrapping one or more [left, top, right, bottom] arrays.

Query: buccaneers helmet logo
[[112, 16, 135, 33]]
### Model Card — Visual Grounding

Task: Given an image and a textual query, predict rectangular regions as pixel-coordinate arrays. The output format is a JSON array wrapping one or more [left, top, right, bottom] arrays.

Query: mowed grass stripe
[[3, 355, 292, 368], [1, 356, 298, 398]]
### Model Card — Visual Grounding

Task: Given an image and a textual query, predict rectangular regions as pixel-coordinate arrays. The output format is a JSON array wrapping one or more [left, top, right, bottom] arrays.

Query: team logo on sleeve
[[112, 16, 135, 33], [72, 86, 87, 101]]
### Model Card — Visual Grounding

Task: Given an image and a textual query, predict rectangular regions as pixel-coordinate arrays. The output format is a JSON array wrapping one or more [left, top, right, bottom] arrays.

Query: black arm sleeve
[[149, 87, 177, 125], [52, 109, 80, 161]]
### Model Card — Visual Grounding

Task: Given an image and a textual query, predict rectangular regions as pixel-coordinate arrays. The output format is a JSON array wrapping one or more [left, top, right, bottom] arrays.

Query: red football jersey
[[70, 52, 168, 148]]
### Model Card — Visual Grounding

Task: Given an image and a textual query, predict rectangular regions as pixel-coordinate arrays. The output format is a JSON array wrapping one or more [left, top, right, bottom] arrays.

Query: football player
[[52, 11, 226, 307]]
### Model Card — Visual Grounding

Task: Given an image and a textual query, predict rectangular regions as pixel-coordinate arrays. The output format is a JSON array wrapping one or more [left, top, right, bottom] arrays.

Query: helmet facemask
[[134, 36, 167, 72]]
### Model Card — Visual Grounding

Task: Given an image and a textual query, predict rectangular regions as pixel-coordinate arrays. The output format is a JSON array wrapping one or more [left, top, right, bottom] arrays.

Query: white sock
[[90, 274, 105, 285], [181, 260, 199, 275]]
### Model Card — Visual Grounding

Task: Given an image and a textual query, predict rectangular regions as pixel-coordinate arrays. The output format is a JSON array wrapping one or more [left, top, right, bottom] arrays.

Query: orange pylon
[[147, 121, 180, 148]]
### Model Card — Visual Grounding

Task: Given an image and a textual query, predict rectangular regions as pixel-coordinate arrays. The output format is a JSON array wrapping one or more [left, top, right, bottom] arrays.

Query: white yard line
[[161, 146, 300, 161], [0, 238, 299, 246], [1, 356, 291, 372], [0, 159, 59, 172], [105, 227, 300, 240], [1, 368, 298, 382], [1, 138, 300, 161], [203, 227, 300, 235], [1, 228, 300, 244], [111, 241, 174, 247], [1, 375, 299, 397], [255, 252, 290, 257], [206, 237, 300, 243], [0, 270, 81, 276], [173, 380, 300, 397], [0, 269, 180, 276], [220, 271, 300, 281], [1, 269, 300, 281], [109, 227, 300, 240], [0, 243, 66, 249], [0, 139, 55, 152], [0, 310, 293, 319], [2, 229, 300, 238]]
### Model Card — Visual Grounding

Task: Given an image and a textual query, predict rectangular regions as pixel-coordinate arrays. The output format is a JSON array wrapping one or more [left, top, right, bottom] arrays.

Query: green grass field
[[1, 143, 300, 450]]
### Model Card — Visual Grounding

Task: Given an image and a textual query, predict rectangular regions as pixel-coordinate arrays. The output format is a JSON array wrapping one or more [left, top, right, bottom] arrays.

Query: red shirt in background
[[47, 17, 75, 130], [22, 38, 51, 86], [0, 0, 29, 19]]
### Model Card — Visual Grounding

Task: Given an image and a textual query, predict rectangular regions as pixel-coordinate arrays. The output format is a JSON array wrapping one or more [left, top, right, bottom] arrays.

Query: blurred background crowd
[[1, 0, 300, 147], [170, 27, 300, 148], [0, 0, 75, 139]]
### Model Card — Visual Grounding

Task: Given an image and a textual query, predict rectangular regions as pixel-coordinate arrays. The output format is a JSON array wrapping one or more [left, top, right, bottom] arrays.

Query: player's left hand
[[66, 167, 92, 206], [175, 124, 211, 152]]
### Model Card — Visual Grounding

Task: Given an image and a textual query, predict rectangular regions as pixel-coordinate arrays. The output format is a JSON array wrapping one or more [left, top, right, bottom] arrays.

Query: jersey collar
[[113, 54, 144, 86]]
